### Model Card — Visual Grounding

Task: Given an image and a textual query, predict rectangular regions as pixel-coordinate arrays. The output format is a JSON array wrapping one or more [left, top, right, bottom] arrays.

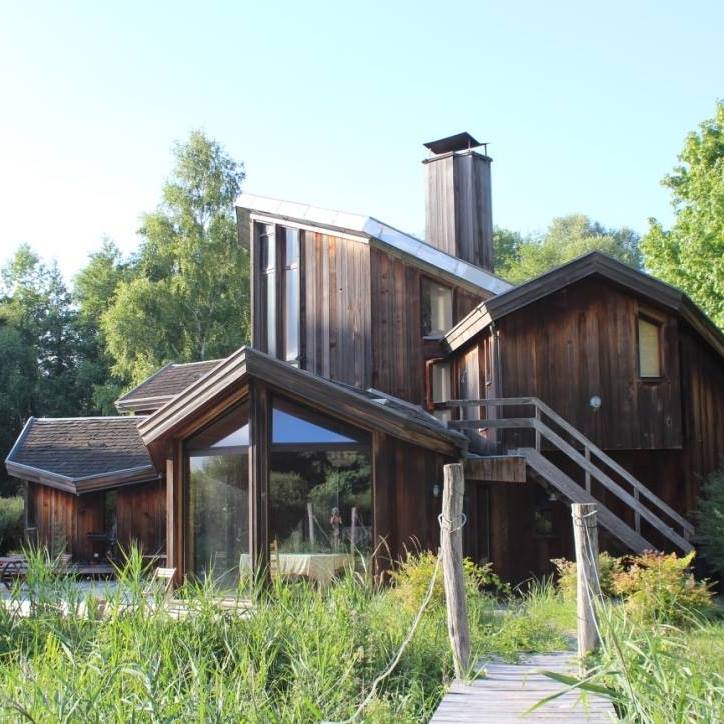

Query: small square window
[[638, 316, 662, 378], [421, 279, 453, 337]]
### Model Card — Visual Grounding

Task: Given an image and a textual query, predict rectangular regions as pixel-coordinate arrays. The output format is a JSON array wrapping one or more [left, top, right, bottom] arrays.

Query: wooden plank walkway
[[431, 652, 616, 722]]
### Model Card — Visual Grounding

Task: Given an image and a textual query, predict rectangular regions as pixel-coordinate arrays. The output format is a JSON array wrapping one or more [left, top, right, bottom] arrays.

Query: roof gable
[[5, 417, 158, 494], [236, 193, 512, 296], [445, 252, 724, 359], [139, 347, 467, 457]]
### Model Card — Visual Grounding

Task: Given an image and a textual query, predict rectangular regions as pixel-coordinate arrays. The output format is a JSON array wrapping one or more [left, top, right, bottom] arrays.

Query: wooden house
[[5, 131, 723, 583]]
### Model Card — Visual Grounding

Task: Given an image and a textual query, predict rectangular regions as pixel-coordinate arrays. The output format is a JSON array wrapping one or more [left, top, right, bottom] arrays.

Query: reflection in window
[[269, 399, 372, 560], [186, 404, 249, 586], [284, 228, 300, 363], [260, 225, 276, 357], [638, 316, 662, 378], [422, 278, 453, 337]]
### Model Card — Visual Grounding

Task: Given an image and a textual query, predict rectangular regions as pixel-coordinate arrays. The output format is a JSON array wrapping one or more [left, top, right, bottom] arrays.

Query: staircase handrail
[[438, 396, 695, 540]]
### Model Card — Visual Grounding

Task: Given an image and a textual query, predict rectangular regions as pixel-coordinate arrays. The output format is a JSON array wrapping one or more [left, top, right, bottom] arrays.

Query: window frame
[[637, 310, 665, 381], [420, 276, 453, 339]]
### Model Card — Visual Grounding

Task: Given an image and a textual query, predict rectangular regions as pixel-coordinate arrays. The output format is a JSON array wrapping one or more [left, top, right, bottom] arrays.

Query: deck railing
[[434, 396, 694, 551]]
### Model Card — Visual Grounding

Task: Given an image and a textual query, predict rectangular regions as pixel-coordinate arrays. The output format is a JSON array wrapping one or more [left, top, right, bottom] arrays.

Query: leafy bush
[[0, 496, 23, 554], [613, 551, 712, 625], [697, 466, 724, 578], [553, 550, 712, 626], [389, 550, 508, 614], [552, 552, 623, 601]]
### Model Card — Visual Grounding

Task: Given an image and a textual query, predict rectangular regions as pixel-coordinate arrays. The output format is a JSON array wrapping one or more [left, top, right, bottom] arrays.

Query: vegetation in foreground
[[0, 548, 721, 722]]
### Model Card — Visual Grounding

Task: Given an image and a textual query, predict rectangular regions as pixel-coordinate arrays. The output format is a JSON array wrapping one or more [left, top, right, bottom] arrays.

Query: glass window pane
[[285, 266, 299, 361], [422, 279, 453, 337], [272, 401, 367, 446], [186, 404, 250, 586], [188, 454, 249, 586], [432, 361, 452, 424], [285, 227, 299, 266], [266, 270, 276, 357], [639, 317, 661, 377]]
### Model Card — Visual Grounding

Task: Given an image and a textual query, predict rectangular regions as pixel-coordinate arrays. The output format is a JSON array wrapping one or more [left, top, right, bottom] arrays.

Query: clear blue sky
[[0, 1, 721, 279]]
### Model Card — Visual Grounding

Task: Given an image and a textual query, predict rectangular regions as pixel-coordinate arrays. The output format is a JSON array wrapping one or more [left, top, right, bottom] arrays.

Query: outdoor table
[[238, 552, 355, 586], [0, 556, 28, 589]]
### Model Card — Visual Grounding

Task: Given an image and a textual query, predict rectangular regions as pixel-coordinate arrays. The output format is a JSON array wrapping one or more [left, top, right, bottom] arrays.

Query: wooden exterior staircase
[[435, 397, 694, 554]]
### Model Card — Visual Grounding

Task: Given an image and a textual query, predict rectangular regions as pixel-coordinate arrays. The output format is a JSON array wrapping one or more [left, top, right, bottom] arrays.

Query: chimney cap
[[423, 132, 486, 155]]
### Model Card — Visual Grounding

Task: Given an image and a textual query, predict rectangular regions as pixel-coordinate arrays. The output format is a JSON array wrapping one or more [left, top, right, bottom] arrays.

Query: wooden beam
[[248, 380, 270, 580], [463, 456, 527, 483]]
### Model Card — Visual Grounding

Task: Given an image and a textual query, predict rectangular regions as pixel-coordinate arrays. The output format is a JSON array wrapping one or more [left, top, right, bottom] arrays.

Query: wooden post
[[350, 506, 357, 552], [307, 502, 315, 547], [441, 463, 471, 680], [572, 503, 600, 664]]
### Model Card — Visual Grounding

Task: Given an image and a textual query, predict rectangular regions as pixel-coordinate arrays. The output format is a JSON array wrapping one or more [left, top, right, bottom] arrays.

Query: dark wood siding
[[498, 278, 683, 450], [370, 247, 487, 404], [28, 481, 165, 561], [373, 432, 450, 569], [302, 232, 372, 389], [116, 480, 166, 554]]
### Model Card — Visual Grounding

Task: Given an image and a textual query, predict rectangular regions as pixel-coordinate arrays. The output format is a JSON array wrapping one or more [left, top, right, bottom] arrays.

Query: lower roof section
[[5, 417, 159, 495]]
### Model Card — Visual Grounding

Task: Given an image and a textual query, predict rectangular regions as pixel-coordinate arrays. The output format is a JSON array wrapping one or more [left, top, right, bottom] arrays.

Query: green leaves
[[642, 101, 724, 329], [100, 130, 250, 386], [494, 214, 643, 284]]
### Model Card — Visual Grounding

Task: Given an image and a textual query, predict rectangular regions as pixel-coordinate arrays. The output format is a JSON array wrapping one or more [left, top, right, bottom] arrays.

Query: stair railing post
[[584, 446, 591, 493], [440, 463, 471, 680], [572, 503, 601, 668], [534, 403, 541, 452]]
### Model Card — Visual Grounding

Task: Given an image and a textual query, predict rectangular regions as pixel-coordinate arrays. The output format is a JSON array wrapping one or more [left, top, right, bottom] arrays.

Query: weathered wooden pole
[[441, 463, 471, 680], [571, 503, 601, 664], [307, 502, 315, 547]]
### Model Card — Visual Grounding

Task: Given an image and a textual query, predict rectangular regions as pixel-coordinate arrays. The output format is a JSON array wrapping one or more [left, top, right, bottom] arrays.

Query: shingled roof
[[115, 359, 222, 412], [5, 417, 159, 494]]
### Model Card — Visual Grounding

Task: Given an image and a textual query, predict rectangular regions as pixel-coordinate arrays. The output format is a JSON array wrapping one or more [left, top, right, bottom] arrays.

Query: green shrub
[[390, 550, 508, 614], [553, 550, 712, 626], [552, 552, 623, 601], [0, 496, 23, 554], [697, 466, 724, 578], [613, 550, 712, 625]]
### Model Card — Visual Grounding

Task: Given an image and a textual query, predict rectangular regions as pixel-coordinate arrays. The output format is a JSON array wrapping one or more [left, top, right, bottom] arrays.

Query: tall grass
[[0, 551, 569, 722]]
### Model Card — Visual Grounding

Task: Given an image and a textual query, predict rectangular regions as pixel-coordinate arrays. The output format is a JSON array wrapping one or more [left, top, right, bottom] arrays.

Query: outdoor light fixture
[[432, 483, 441, 498], [589, 395, 602, 410]]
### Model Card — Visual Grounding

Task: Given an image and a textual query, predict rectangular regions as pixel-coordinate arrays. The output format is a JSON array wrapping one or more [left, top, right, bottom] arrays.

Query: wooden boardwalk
[[431, 652, 616, 722]]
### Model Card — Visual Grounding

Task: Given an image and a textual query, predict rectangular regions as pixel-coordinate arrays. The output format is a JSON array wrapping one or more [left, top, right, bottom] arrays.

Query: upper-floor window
[[638, 315, 662, 378], [431, 360, 452, 423], [257, 224, 301, 364], [421, 278, 453, 337]]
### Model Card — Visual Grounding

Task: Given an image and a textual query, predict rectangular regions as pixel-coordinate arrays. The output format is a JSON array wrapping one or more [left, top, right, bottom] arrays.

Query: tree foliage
[[494, 214, 642, 283], [101, 130, 250, 384], [641, 101, 724, 328]]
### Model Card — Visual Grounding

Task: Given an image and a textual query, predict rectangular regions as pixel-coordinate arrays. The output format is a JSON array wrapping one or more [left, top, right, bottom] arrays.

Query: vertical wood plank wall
[[29, 481, 165, 561], [370, 247, 487, 404], [373, 432, 449, 569], [496, 278, 683, 451], [302, 232, 372, 389]]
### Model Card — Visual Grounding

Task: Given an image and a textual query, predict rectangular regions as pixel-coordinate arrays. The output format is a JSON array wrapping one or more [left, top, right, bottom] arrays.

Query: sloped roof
[[139, 346, 467, 458], [235, 193, 512, 296], [115, 359, 223, 412], [444, 251, 724, 359], [5, 417, 158, 494]]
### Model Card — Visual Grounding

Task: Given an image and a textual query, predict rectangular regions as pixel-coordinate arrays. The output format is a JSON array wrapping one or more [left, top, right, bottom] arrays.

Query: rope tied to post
[[438, 512, 467, 534]]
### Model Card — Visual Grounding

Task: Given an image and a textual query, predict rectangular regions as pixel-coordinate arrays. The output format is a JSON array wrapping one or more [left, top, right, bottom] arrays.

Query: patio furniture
[[0, 555, 27, 590]]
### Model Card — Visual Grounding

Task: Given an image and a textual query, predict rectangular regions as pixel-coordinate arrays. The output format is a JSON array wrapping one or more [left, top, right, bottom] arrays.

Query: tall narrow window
[[638, 316, 662, 378], [431, 361, 452, 423], [260, 225, 276, 356], [421, 278, 453, 337], [283, 228, 300, 363]]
